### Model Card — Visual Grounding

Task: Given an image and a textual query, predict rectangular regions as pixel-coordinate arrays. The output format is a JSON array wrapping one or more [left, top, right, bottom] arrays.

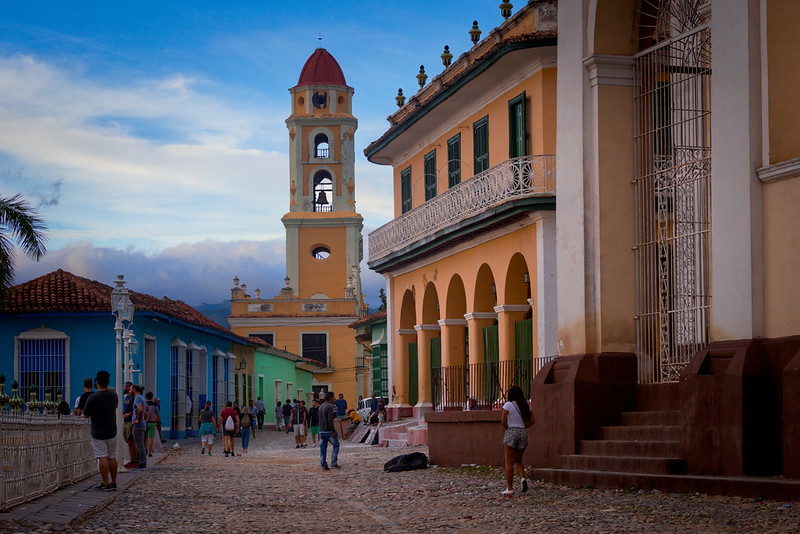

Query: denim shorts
[[503, 427, 528, 450]]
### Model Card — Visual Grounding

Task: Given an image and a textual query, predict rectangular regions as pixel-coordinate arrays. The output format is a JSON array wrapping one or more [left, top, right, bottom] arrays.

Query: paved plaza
[[2, 428, 798, 533]]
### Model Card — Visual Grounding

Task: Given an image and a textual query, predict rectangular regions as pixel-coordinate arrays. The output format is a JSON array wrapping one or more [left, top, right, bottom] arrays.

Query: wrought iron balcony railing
[[368, 154, 556, 264]]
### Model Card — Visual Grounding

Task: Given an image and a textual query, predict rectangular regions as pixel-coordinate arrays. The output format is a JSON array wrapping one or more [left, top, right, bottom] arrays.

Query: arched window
[[313, 170, 333, 212], [314, 133, 330, 159]]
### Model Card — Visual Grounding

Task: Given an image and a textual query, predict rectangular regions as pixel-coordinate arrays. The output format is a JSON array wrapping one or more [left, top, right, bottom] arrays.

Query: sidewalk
[[0, 445, 176, 526]]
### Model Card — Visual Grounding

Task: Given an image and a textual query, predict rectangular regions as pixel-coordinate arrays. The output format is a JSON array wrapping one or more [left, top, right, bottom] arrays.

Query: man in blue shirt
[[130, 384, 148, 469], [334, 394, 347, 418]]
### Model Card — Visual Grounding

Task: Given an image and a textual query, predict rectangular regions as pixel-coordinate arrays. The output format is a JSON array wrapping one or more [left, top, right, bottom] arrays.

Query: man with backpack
[[281, 399, 292, 433], [219, 401, 239, 458]]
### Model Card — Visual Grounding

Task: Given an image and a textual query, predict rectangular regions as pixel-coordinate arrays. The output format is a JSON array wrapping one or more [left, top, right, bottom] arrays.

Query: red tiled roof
[[349, 309, 387, 329], [1, 269, 234, 337], [295, 48, 348, 88]]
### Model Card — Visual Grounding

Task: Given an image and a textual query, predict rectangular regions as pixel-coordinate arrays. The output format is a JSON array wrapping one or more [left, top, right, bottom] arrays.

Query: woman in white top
[[500, 385, 535, 496]]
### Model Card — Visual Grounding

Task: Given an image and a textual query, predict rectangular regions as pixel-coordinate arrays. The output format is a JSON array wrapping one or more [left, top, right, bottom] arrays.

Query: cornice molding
[[757, 157, 800, 183], [583, 54, 634, 88], [493, 304, 531, 313], [464, 312, 497, 321], [414, 324, 441, 331], [438, 319, 468, 327]]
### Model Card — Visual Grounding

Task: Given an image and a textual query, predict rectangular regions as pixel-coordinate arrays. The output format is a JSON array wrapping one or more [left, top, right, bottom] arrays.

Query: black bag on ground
[[383, 452, 429, 472]]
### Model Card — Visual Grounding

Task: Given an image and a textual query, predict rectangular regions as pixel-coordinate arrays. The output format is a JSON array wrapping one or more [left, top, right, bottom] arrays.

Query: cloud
[[0, 54, 290, 249], [13, 239, 386, 310]]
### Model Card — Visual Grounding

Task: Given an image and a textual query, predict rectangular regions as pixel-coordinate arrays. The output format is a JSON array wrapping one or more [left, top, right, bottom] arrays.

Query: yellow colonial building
[[369, 0, 800, 496], [366, 2, 558, 419], [229, 48, 367, 405]]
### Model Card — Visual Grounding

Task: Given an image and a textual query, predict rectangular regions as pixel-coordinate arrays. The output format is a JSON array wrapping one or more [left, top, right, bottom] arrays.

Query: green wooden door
[[430, 337, 441, 406], [482, 324, 499, 403], [514, 318, 534, 398], [408, 343, 418, 406]]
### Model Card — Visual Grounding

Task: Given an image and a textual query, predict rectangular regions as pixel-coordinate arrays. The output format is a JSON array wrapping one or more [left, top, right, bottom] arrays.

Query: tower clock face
[[312, 91, 328, 109]]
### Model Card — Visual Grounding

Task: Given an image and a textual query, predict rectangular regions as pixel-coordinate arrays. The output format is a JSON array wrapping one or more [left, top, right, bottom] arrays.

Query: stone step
[[619, 410, 681, 426], [601, 425, 680, 442], [579, 439, 681, 457], [529, 468, 800, 501], [385, 439, 408, 448], [559, 455, 687, 475]]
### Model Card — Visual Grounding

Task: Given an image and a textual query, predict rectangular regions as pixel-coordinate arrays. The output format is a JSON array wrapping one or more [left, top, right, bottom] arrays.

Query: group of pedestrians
[[271, 392, 342, 469], [198, 397, 266, 457]]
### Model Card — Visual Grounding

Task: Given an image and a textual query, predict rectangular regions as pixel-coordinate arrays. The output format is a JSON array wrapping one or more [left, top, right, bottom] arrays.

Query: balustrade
[[368, 154, 555, 263]]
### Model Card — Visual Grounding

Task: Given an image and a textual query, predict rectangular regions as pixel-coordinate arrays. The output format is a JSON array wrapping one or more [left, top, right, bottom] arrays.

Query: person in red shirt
[[218, 401, 239, 458]]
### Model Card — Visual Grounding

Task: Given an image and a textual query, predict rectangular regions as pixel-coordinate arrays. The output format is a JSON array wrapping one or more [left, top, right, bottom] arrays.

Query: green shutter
[[514, 318, 533, 360], [401, 167, 412, 213], [430, 337, 441, 407], [424, 149, 437, 200], [447, 134, 461, 187], [508, 92, 527, 158], [483, 324, 499, 363], [408, 343, 419, 406], [473, 116, 489, 174]]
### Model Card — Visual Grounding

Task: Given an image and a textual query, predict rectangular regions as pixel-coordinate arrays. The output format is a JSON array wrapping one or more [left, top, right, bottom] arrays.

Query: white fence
[[0, 413, 97, 511]]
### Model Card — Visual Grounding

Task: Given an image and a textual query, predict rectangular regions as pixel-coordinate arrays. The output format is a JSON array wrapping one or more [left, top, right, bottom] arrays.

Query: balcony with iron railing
[[368, 154, 556, 267]]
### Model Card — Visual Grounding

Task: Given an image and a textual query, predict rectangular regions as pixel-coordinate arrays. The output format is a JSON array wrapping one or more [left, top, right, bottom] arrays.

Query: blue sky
[[1, 1, 506, 308]]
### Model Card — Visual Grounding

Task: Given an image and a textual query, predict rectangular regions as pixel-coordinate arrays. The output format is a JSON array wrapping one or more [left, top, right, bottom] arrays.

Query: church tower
[[228, 48, 367, 406], [284, 48, 364, 303]]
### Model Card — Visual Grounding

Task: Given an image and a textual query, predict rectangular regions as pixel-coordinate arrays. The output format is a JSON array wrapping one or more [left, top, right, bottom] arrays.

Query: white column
[[555, 0, 589, 355], [710, 0, 765, 340], [533, 211, 558, 358]]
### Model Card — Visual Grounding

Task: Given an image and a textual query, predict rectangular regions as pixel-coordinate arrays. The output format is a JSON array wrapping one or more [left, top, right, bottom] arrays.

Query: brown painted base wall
[[425, 410, 536, 467], [680, 336, 800, 477], [424, 337, 800, 482], [529, 352, 638, 468]]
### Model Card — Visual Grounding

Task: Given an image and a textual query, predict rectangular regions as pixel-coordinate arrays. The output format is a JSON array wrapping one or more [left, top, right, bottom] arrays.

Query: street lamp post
[[111, 274, 135, 467]]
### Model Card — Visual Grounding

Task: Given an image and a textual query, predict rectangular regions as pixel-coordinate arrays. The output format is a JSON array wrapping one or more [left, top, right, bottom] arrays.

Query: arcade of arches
[[389, 219, 555, 416]]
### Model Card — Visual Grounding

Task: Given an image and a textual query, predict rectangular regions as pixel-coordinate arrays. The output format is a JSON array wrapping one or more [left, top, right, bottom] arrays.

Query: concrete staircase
[[557, 410, 686, 476], [378, 418, 428, 447]]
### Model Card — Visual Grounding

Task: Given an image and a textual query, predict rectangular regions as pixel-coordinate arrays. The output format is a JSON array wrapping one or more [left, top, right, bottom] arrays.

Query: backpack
[[241, 414, 251, 428], [224, 415, 235, 431], [384, 452, 429, 472]]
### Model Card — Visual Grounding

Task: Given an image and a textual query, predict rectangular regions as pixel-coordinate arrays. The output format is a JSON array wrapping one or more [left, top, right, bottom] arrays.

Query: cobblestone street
[[3, 428, 798, 533]]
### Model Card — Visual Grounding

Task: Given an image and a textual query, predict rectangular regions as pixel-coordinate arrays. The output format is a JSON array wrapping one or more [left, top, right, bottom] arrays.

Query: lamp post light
[[111, 274, 135, 467]]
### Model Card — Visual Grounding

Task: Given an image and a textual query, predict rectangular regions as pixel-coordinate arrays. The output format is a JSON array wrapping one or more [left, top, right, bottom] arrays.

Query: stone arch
[[421, 282, 440, 325], [445, 274, 467, 319], [399, 288, 417, 329], [307, 126, 335, 160], [504, 253, 532, 309], [310, 167, 335, 212], [473, 263, 497, 313]]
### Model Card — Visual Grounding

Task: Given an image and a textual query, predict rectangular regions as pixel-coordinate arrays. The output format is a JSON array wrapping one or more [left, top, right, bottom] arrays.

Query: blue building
[[0, 269, 259, 439]]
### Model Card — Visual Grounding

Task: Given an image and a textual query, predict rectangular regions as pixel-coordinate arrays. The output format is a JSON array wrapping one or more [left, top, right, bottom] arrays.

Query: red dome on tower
[[296, 48, 348, 88]]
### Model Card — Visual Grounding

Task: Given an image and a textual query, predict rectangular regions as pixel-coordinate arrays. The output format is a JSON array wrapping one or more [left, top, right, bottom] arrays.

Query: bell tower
[[283, 47, 364, 304]]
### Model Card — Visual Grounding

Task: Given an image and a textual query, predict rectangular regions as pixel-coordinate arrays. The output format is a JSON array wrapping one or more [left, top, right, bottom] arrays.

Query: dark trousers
[[133, 426, 147, 467], [257, 412, 264, 429]]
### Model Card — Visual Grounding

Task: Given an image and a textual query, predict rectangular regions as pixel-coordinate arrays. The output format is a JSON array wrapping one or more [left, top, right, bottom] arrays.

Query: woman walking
[[501, 385, 535, 496], [240, 406, 253, 453], [198, 401, 217, 456]]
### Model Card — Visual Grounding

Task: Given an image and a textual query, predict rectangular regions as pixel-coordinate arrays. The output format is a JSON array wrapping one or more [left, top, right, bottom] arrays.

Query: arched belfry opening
[[314, 133, 330, 159], [313, 170, 333, 212]]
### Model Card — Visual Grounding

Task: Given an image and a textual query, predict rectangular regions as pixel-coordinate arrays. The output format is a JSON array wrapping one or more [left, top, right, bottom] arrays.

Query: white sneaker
[[501, 488, 514, 496]]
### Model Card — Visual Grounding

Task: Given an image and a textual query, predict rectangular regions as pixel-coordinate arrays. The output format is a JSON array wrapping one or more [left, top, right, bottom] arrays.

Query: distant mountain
[[194, 300, 231, 329]]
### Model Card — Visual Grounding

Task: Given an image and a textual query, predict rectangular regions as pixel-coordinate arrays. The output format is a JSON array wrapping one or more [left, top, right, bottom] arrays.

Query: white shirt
[[502, 401, 526, 428]]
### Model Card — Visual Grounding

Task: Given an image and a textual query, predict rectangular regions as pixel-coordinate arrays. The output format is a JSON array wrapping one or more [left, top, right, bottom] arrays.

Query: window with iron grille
[[302, 333, 328, 366], [170, 343, 187, 431], [400, 166, 412, 213], [424, 149, 437, 200], [17, 331, 68, 403], [447, 134, 461, 187], [508, 92, 527, 158], [473, 116, 489, 174]]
